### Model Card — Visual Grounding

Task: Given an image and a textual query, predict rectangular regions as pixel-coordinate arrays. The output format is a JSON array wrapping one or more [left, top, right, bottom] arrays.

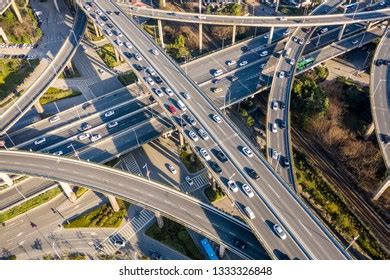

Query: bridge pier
[[107, 195, 120, 212], [34, 101, 44, 114], [114, 47, 124, 62], [366, 21, 373, 31], [157, 19, 164, 48], [160, 0, 166, 9], [232, 25, 237, 45], [274, 0, 280, 12], [218, 244, 225, 259], [338, 24, 346, 41], [199, 23, 203, 53], [268, 26, 274, 45], [372, 176, 390, 201], [155, 211, 164, 228], [93, 22, 102, 37], [66, 62, 75, 76], [0, 27, 9, 44], [58, 181, 76, 202], [0, 173, 13, 187], [364, 122, 375, 140], [11, 0, 23, 23], [179, 131, 185, 147]]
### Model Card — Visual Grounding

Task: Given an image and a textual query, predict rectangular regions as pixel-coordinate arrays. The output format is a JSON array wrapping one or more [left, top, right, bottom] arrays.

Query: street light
[[143, 163, 150, 180], [67, 143, 80, 160], [345, 235, 359, 251], [1, 130, 15, 147]]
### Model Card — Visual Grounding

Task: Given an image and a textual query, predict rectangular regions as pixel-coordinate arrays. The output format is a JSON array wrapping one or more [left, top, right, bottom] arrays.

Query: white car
[[185, 176, 194, 186], [212, 114, 222, 123], [154, 88, 163, 97], [278, 71, 285, 79], [147, 68, 157, 76], [81, 123, 91, 131], [134, 53, 142, 61], [78, 133, 90, 141], [213, 69, 223, 77], [242, 146, 254, 157], [227, 180, 239, 193], [289, 58, 295, 65], [320, 28, 328, 34], [90, 134, 102, 142], [273, 224, 287, 240], [198, 128, 209, 140], [279, 17, 287, 21], [168, 164, 176, 174], [226, 60, 236, 66], [116, 31, 123, 37], [283, 30, 290, 36], [151, 49, 159, 55], [34, 137, 46, 145], [199, 148, 211, 161], [239, 60, 248, 67], [352, 39, 359, 45], [145, 77, 154, 85], [272, 100, 278, 111], [272, 148, 278, 160], [49, 115, 60, 124], [188, 130, 199, 142], [104, 110, 115, 117], [96, 9, 103, 16], [164, 87, 173, 96], [182, 92, 191, 100], [125, 42, 132, 49], [242, 184, 254, 198], [106, 29, 113, 36], [260, 50, 268, 57], [53, 150, 63, 156], [84, 5, 91, 11], [107, 121, 118, 128], [116, 39, 123, 46], [272, 123, 277, 133]]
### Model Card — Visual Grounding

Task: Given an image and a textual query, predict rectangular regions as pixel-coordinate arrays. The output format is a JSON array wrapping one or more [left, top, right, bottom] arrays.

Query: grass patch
[[204, 185, 225, 203], [294, 149, 388, 259], [280, 6, 305, 16], [74, 187, 88, 199], [180, 146, 204, 173], [0, 59, 39, 102], [64, 199, 129, 228], [118, 71, 138, 86], [97, 43, 122, 68], [0, 187, 62, 223], [39, 87, 82, 105], [145, 217, 203, 260]]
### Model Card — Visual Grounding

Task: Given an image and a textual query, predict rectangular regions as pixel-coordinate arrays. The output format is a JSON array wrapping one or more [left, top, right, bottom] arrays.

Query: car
[[125, 42, 133, 49], [278, 71, 285, 79], [155, 76, 163, 84], [293, 36, 298, 43], [81, 44, 87, 52], [272, 123, 277, 133], [150, 252, 163, 260], [98, 68, 105, 75], [244, 206, 255, 219], [283, 156, 290, 168], [107, 23, 113, 28], [283, 30, 290, 36], [289, 58, 295, 65], [273, 224, 287, 240], [272, 100, 278, 110], [168, 104, 177, 114], [168, 164, 176, 174], [352, 39, 359, 45], [84, 5, 91, 11], [212, 114, 222, 123], [164, 87, 173, 96], [211, 87, 222, 93], [176, 100, 187, 111], [80, 123, 92, 131], [153, 88, 163, 97], [280, 101, 286, 110], [199, 148, 211, 161], [242, 184, 254, 198], [209, 161, 222, 174], [263, 34, 269, 39], [151, 48, 159, 55], [186, 115, 196, 126], [320, 28, 328, 34], [215, 150, 228, 162], [213, 69, 223, 77], [185, 176, 194, 186], [241, 45, 250, 52], [107, 121, 118, 128], [232, 238, 246, 250], [53, 150, 63, 156], [242, 146, 254, 157], [298, 38, 304, 45], [134, 53, 142, 61], [111, 238, 126, 247], [226, 60, 236, 66], [90, 134, 102, 142], [78, 133, 90, 141], [198, 128, 209, 140], [188, 130, 199, 142], [107, 10, 113, 15], [145, 76, 154, 85], [147, 67, 157, 76], [124, 52, 132, 58], [260, 50, 268, 57], [114, 11, 120, 15], [212, 78, 221, 84], [285, 71, 292, 78], [376, 59, 385, 66], [272, 148, 278, 160], [279, 17, 287, 21], [34, 137, 46, 145], [280, 120, 286, 129], [134, 64, 143, 71], [116, 30, 123, 37], [104, 110, 115, 117], [239, 60, 248, 67], [246, 168, 259, 180], [380, 134, 389, 144], [105, 29, 113, 36], [96, 9, 103, 16], [227, 180, 239, 193], [49, 115, 60, 124], [228, 75, 238, 82]]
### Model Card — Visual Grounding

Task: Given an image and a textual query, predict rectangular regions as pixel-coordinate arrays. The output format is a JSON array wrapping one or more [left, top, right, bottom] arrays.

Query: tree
[[246, 116, 255, 127], [325, 202, 340, 217], [240, 109, 248, 117], [174, 34, 186, 49]]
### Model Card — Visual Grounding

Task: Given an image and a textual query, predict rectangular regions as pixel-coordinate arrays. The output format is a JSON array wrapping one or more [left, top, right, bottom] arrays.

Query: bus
[[297, 57, 314, 71], [200, 238, 218, 260]]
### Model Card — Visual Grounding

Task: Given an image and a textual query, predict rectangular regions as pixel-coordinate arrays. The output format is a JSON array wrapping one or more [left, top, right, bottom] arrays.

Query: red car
[[168, 104, 177, 114]]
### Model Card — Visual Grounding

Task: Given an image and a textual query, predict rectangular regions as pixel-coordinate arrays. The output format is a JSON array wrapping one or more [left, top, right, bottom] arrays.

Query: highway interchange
[[0, 0, 388, 260]]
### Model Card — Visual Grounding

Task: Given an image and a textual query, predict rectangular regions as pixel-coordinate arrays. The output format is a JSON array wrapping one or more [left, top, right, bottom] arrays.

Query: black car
[[212, 78, 220, 84], [285, 71, 292, 78], [232, 238, 246, 250], [280, 101, 286, 110], [155, 76, 163, 84], [124, 52, 132, 58], [209, 161, 222, 174], [114, 11, 120, 15], [280, 120, 286, 129], [241, 45, 250, 52], [283, 157, 290, 168], [150, 252, 163, 260], [246, 168, 259, 180], [216, 150, 228, 162], [134, 64, 143, 71]]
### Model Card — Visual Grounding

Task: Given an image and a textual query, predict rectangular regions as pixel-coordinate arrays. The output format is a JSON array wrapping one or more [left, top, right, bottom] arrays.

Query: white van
[[244, 206, 255, 220], [176, 100, 187, 111]]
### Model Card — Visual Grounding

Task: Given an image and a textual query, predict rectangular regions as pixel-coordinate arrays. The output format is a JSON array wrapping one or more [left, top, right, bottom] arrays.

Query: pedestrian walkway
[[118, 153, 142, 176], [179, 172, 209, 193]]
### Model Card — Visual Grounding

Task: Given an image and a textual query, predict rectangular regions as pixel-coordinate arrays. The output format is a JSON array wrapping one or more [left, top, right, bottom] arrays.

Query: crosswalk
[[179, 172, 210, 193], [118, 153, 142, 176], [101, 209, 155, 255]]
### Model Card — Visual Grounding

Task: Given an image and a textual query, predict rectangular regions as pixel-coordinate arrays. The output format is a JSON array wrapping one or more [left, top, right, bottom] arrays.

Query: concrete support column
[[364, 122, 375, 140], [155, 211, 164, 228], [179, 132, 185, 146], [11, 0, 23, 23], [275, 0, 280, 12], [218, 244, 225, 259], [199, 23, 203, 53], [58, 181, 76, 202], [372, 176, 390, 201], [107, 195, 120, 212], [93, 23, 101, 37], [211, 176, 217, 191], [66, 62, 75, 76], [338, 24, 346, 41], [0, 27, 9, 44], [114, 47, 123, 62], [232, 25, 237, 45], [0, 173, 13, 187], [157, 19, 164, 48], [268, 26, 274, 45], [160, 0, 166, 8], [366, 21, 373, 31], [34, 101, 44, 114]]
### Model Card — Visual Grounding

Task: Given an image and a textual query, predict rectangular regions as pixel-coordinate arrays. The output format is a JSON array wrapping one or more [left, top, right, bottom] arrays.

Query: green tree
[[325, 202, 340, 217], [246, 116, 255, 127], [174, 35, 186, 48], [240, 109, 248, 117]]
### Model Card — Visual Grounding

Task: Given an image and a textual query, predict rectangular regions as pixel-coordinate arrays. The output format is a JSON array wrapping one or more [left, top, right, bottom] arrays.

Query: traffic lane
[[18, 98, 156, 151], [0, 152, 268, 260], [3, 89, 136, 147]]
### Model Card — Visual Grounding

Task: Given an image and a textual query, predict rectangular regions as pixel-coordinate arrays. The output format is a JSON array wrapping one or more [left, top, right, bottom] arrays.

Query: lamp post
[[67, 143, 80, 160]]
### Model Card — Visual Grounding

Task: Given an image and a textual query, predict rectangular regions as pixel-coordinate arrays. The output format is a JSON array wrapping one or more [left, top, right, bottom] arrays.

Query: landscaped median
[[97, 43, 123, 68], [39, 87, 82, 105]]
